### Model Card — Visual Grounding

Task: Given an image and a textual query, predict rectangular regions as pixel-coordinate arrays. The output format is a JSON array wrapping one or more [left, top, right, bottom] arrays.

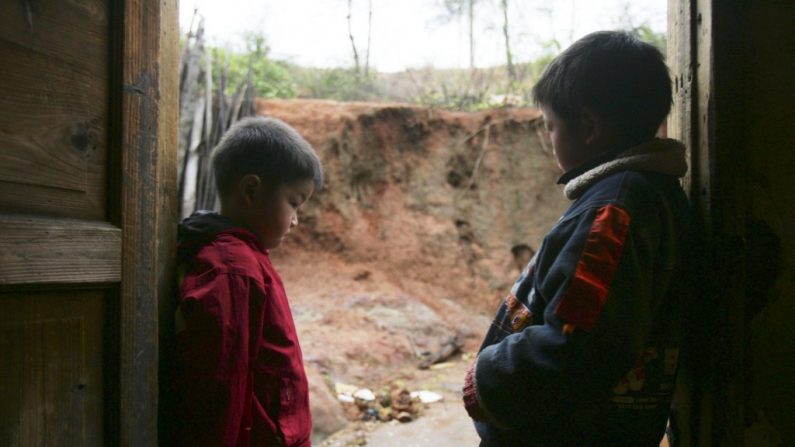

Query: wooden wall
[[0, 1, 178, 445], [743, 2, 795, 445], [668, 0, 795, 445]]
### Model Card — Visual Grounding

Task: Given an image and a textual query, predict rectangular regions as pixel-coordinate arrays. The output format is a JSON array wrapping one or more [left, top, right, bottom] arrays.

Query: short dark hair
[[212, 116, 323, 195], [532, 31, 671, 145]]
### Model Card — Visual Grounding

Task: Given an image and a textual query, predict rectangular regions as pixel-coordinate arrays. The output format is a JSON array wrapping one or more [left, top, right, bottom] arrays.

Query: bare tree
[[439, 0, 478, 69], [500, 0, 515, 81], [468, 0, 475, 69], [178, 13, 204, 187], [347, 0, 361, 73], [365, 0, 373, 75]]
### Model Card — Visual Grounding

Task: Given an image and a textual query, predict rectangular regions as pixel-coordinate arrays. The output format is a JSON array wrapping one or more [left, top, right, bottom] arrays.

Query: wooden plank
[[0, 183, 106, 221], [177, 19, 204, 185], [694, 0, 715, 230], [669, 2, 752, 446], [0, 290, 104, 447], [0, 0, 108, 70], [0, 38, 108, 219], [0, 216, 121, 286], [117, 0, 179, 445], [119, 0, 161, 440], [0, 40, 107, 192], [667, 0, 695, 197], [667, 2, 701, 446], [156, 3, 181, 441], [180, 96, 206, 219], [704, 2, 749, 446]]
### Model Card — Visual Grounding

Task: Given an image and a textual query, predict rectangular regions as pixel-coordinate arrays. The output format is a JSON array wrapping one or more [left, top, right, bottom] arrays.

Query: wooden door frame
[[0, 0, 177, 444], [114, 0, 178, 444], [668, 1, 748, 445]]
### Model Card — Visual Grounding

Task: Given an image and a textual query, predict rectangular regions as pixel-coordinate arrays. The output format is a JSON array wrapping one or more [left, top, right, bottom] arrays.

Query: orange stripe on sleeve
[[554, 204, 631, 332]]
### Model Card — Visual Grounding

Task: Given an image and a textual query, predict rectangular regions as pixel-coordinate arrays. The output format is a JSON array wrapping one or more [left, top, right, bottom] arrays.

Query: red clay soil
[[255, 99, 570, 441]]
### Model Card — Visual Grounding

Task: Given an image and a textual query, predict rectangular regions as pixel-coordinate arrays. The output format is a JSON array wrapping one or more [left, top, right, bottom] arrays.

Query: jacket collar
[[177, 211, 266, 262], [561, 138, 688, 200], [557, 147, 625, 186]]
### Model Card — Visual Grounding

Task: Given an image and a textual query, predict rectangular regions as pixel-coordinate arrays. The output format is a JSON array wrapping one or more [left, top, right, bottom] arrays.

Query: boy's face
[[244, 178, 315, 249], [541, 105, 590, 173]]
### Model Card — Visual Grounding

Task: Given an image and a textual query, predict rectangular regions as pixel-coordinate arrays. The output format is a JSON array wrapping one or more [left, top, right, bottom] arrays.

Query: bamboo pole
[[176, 19, 257, 218]]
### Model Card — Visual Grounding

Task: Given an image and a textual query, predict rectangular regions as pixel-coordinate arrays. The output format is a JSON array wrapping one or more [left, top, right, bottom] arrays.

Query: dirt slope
[[255, 99, 569, 442]]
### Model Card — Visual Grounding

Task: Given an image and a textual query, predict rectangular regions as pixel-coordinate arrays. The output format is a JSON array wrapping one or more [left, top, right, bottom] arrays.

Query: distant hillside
[[289, 59, 553, 110]]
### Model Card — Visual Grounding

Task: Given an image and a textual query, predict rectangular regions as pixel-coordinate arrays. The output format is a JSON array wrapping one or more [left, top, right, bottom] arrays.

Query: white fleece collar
[[564, 138, 688, 200]]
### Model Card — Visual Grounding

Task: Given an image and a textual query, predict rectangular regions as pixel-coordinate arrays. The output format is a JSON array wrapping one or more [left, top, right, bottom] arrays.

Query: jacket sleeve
[[473, 204, 660, 430], [173, 270, 260, 447]]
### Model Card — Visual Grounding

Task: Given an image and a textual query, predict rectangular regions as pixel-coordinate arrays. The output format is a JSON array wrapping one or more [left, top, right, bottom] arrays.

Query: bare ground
[[318, 360, 479, 447]]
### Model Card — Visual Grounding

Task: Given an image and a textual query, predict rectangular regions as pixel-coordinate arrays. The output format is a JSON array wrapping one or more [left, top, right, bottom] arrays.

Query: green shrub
[[209, 33, 296, 98]]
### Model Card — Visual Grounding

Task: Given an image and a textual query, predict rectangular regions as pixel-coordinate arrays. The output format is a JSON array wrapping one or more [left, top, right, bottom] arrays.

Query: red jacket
[[174, 212, 311, 447]]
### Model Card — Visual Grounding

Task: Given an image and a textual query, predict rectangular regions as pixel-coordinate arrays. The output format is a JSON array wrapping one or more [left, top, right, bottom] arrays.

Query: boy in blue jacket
[[463, 31, 693, 446]]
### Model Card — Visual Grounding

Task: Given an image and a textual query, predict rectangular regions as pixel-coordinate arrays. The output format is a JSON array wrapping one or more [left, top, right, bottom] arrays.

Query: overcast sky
[[179, 0, 667, 72]]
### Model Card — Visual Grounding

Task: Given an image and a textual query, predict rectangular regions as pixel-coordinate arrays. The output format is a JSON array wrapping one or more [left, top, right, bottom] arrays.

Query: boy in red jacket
[[173, 117, 322, 447]]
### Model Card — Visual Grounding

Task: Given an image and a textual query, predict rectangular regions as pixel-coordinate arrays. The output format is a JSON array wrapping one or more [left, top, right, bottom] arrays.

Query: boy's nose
[[291, 214, 298, 227]]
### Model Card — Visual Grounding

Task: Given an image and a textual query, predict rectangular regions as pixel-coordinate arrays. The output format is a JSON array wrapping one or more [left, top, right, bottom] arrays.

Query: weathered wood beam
[[0, 216, 121, 285], [117, 0, 178, 445]]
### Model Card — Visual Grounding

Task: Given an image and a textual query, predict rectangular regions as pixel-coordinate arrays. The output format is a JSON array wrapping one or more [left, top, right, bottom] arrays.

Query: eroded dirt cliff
[[255, 99, 569, 442]]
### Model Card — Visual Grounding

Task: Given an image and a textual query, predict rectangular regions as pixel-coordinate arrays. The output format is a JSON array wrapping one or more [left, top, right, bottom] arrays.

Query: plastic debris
[[335, 382, 360, 403], [410, 390, 443, 403], [428, 362, 455, 370], [353, 388, 376, 401], [337, 394, 355, 403], [336, 381, 424, 423], [334, 382, 358, 395]]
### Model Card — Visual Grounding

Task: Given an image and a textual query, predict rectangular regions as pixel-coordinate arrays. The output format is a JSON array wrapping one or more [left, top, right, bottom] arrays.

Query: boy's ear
[[238, 174, 262, 205], [579, 107, 603, 145]]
